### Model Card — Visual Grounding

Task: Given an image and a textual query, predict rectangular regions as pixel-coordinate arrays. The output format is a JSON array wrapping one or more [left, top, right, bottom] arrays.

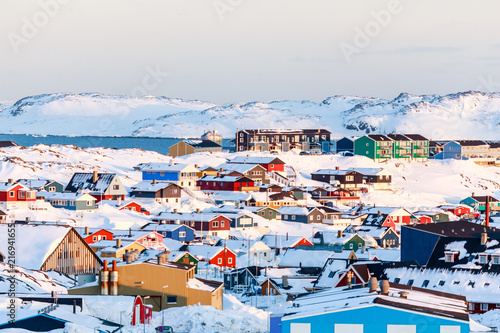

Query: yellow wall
[[98, 243, 146, 258]]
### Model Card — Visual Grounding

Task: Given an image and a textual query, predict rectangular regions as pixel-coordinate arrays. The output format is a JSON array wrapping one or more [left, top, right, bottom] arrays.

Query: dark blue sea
[[0, 134, 232, 156]]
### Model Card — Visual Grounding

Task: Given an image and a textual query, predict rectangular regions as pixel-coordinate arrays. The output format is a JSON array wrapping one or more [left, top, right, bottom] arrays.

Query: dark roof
[[367, 134, 392, 141], [0, 210, 7, 216], [457, 140, 488, 147], [471, 195, 499, 203], [488, 142, 500, 149], [201, 166, 218, 171], [188, 140, 221, 148], [0, 141, 19, 148], [404, 220, 500, 238], [404, 134, 428, 141], [239, 129, 331, 135], [386, 134, 411, 141], [362, 213, 389, 227], [64, 173, 116, 193]]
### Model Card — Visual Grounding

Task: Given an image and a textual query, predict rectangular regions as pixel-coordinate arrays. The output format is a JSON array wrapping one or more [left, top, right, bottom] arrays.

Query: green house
[[405, 134, 430, 161], [254, 207, 280, 220], [354, 135, 394, 162], [171, 251, 199, 273], [386, 134, 413, 160]]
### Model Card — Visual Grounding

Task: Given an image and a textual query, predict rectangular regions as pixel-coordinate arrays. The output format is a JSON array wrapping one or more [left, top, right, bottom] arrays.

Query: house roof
[[470, 195, 499, 203], [0, 182, 29, 191], [154, 212, 229, 222], [0, 141, 19, 148], [279, 248, 334, 268], [140, 223, 194, 233], [274, 283, 469, 322], [260, 235, 311, 249], [403, 221, 500, 238], [0, 225, 72, 270], [311, 169, 352, 176], [457, 140, 489, 147], [130, 181, 179, 192], [403, 134, 428, 141], [186, 245, 235, 260], [38, 192, 96, 201], [16, 178, 57, 190], [65, 173, 117, 193], [140, 163, 198, 172], [216, 163, 265, 174], [182, 140, 221, 148], [198, 175, 253, 183], [0, 210, 7, 216], [386, 134, 411, 141], [227, 156, 285, 165], [366, 134, 392, 141]]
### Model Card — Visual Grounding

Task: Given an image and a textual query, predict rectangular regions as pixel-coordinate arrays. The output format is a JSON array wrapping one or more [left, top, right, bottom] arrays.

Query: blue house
[[223, 213, 257, 229], [140, 163, 199, 190], [336, 137, 356, 154], [140, 223, 195, 242], [271, 280, 471, 333], [433, 141, 466, 160], [38, 192, 96, 211]]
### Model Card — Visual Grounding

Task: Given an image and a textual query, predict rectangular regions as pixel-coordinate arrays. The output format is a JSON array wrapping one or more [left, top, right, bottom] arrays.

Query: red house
[[190, 245, 237, 268], [227, 156, 285, 173], [99, 199, 150, 215], [197, 175, 255, 192], [83, 228, 114, 245], [438, 204, 472, 217], [132, 296, 153, 326], [332, 264, 371, 288], [152, 211, 232, 239], [0, 181, 37, 208]]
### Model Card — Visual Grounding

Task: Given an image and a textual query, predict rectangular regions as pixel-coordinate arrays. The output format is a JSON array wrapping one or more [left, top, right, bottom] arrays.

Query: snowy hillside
[[2, 91, 500, 139]]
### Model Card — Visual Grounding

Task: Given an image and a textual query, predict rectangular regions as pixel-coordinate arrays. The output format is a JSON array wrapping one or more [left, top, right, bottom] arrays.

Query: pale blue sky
[[1, 0, 500, 104]]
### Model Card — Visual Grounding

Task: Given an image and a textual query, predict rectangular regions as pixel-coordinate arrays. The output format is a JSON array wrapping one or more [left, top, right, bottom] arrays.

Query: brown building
[[69, 256, 223, 311], [130, 181, 182, 204], [90, 239, 147, 258], [168, 140, 222, 157], [0, 225, 103, 275]]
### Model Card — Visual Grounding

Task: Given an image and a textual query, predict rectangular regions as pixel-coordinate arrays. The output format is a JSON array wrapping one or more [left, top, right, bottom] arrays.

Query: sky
[[1, 0, 500, 105]]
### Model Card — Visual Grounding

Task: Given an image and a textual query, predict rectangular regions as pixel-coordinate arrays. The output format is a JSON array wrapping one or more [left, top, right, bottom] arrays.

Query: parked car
[[155, 326, 174, 333]]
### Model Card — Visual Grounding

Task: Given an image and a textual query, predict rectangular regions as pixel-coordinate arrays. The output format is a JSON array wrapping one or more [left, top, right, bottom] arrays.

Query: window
[[394, 278, 400, 284], [212, 221, 219, 227], [484, 283, 490, 288], [291, 323, 311, 333], [292, 215, 296, 220], [228, 257, 232, 264], [9, 191, 15, 198], [453, 281, 460, 285], [221, 221, 225, 227], [334, 324, 363, 333], [48, 186, 56, 192], [179, 231, 186, 238], [166, 296, 177, 304], [113, 185, 119, 190], [468, 303, 475, 311], [387, 325, 416, 333], [493, 256, 500, 265], [349, 243, 353, 249], [479, 255, 488, 264], [438, 280, 445, 286], [317, 215, 321, 220], [218, 258, 222, 264], [328, 271, 335, 278], [481, 303, 489, 311], [407, 279, 414, 286], [468, 280, 475, 288], [93, 236, 97, 241], [309, 215, 313, 221], [102, 236, 106, 240], [346, 175, 354, 181]]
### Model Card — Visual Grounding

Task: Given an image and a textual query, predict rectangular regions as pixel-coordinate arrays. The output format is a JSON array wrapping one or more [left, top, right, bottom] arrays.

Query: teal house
[[460, 195, 500, 213], [271, 281, 471, 333], [40, 192, 96, 211]]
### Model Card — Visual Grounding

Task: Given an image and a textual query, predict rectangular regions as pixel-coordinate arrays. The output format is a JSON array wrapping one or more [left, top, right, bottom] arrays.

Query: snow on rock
[[3, 91, 500, 139]]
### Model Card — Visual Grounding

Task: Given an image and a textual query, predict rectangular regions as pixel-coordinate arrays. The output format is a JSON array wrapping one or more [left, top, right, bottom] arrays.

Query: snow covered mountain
[[1, 91, 500, 139]]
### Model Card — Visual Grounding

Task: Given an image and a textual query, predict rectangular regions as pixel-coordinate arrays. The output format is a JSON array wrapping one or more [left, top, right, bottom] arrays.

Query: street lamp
[[143, 296, 150, 333], [162, 285, 168, 327]]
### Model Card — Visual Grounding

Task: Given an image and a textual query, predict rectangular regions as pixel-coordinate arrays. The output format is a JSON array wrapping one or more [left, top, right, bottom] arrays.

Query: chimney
[[194, 164, 198, 169], [217, 172, 221, 177], [378, 211, 382, 216], [335, 167, 339, 170], [399, 291, 409, 299], [126, 253, 133, 264], [337, 230, 343, 238], [486, 196, 490, 227], [85, 226, 89, 235], [220, 168, 224, 172], [8, 178, 13, 183], [116, 239, 121, 248], [481, 233, 488, 245], [173, 208, 178, 213], [196, 208, 201, 213], [109, 260, 118, 296], [92, 171, 98, 183], [26, 217, 31, 223], [369, 276, 378, 292], [472, 192, 475, 197], [128, 228, 132, 237], [153, 179, 157, 184], [380, 279, 390, 295], [282, 276, 289, 288], [286, 232, 288, 241]]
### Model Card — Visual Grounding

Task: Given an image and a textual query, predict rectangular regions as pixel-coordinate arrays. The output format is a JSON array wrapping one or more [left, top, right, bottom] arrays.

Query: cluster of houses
[[2, 142, 500, 331]]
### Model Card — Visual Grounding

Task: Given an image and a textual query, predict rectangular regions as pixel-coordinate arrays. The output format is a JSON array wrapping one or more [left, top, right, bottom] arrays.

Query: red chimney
[[103, 260, 108, 271], [486, 196, 490, 227]]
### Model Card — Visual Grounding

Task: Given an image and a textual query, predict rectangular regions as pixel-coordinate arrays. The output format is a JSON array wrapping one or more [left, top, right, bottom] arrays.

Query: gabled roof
[[182, 140, 221, 148], [16, 178, 60, 190], [404, 134, 428, 141], [198, 175, 253, 183], [386, 134, 411, 141], [0, 210, 7, 216], [366, 134, 392, 141], [404, 221, 500, 238], [140, 163, 199, 173], [38, 192, 96, 201], [64, 173, 117, 193], [130, 181, 180, 192], [456, 140, 489, 147], [154, 211, 230, 222], [311, 169, 353, 176], [0, 141, 19, 148], [140, 223, 194, 233], [0, 181, 29, 192], [470, 195, 499, 203], [260, 235, 311, 248], [227, 156, 285, 165], [216, 163, 265, 174]]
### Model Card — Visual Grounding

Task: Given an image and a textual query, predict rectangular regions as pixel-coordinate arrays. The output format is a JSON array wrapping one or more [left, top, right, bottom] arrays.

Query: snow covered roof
[[154, 211, 229, 222], [38, 192, 95, 201], [274, 283, 469, 322], [140, 163, 198, 172], [216, 239, 270, 253], [216, 162, 263, 174], [384, 267, 500, 303], [227, 156, 284, 165], [278, 206, 310, 215], [130, 180, 178, 192], [260, 235, 310, 248], [187, 277, 223, 292], [16, 178, 53, 189], [0, 181, 29, 191], [279, 249, 334, 268], [198, 175, 251, 183], [65, 172, 117, 193], [0, 225, 72, 270], [186, 245, 231, 260], [140, 223, 190, 232], [311, 169, 352, 176]]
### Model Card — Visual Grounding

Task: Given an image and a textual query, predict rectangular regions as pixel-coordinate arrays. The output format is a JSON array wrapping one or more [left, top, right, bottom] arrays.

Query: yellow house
[[90, 239, 147, 259], [69, 256, 223, 311]]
